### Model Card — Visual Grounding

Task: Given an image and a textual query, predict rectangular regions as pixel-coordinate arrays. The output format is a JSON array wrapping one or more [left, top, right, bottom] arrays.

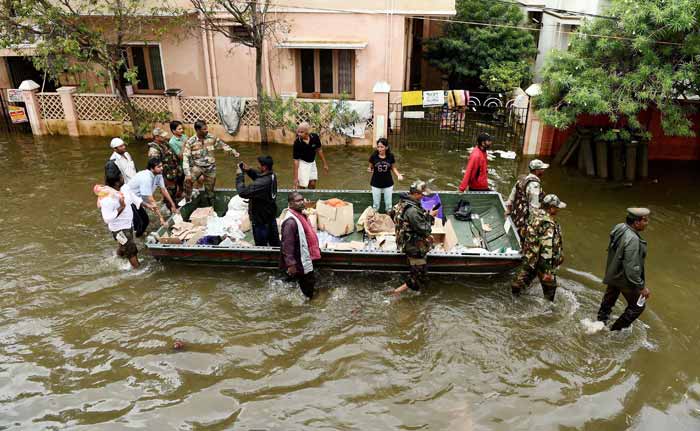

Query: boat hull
[[146, 189, 522, 275]]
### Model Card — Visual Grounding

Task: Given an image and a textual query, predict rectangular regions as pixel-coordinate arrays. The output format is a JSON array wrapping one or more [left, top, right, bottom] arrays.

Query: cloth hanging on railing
[[401, 91, 423, 107], [335, 100, 373, 138], [216, 96, 245, 135]]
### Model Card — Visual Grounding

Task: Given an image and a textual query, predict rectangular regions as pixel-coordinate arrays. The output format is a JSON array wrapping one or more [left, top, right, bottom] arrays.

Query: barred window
[[297, 49, 355, 98]]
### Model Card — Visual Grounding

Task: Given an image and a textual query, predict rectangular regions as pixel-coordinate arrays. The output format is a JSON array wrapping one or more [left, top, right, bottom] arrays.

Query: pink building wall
[[164, 13, 409, 100]]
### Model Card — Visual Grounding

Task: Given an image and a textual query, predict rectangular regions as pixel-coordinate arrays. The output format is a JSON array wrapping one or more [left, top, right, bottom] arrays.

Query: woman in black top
[[367, 138, 404, 212]]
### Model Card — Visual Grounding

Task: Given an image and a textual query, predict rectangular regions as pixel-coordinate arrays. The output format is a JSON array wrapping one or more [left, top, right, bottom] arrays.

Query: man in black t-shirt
[[293, 122, 329, 189]]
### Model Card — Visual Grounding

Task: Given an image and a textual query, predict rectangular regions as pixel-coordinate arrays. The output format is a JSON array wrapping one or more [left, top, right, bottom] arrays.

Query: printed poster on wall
[[422, 90, 445, 107], [8, 106, 28, 124], [7, 89, 23, 103]]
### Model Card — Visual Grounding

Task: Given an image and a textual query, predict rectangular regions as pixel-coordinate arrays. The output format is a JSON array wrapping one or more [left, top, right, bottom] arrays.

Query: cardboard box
[[189, 207, 215, 227], [431, 219, 459, 252], [316, 199, 354, 237], [158, 234, 183, 245]]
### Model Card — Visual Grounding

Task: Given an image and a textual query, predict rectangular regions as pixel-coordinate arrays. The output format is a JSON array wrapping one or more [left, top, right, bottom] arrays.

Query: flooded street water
[[1, 132, 700, 430]]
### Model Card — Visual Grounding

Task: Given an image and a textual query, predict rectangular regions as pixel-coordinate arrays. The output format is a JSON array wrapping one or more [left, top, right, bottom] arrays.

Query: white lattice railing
[[37, 92, 373, 135], [37, 93, 64, 120], [132, 95, 169, 115], [74, 94, 126, 121], [181, 96, 220, 125]]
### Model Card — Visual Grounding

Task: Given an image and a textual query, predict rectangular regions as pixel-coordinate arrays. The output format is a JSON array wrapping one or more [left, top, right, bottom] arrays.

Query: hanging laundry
[[216, 96, 245, 135], [401, 90, 423, 107], [422, 90, 445, 107], [333, 100, 373, 138], [455, 90, 466, 107], [447, 90, 467, 109]]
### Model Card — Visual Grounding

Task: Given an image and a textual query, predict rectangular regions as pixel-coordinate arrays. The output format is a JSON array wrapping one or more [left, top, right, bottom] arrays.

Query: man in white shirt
[[100, 170, 155, 268], [124, 157, 178, 237], [109, 137, 137, 184]]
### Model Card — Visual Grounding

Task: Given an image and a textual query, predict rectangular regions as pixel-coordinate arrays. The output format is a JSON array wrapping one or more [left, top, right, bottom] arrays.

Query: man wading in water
[[293, 122, 329, 189], [597, 208, 651, 331], [506, 159, 548, 242], [280, 192, 321, 299], [390, 181, 439, 296]]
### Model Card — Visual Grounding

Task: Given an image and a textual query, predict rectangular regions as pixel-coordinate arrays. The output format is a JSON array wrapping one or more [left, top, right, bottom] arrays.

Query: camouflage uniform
[[511, 208, 564, 301], [147, 141, 181, 205], [391, 194, 435, 291], [182, 133, 237, 201], [508, 173, 544, 242]]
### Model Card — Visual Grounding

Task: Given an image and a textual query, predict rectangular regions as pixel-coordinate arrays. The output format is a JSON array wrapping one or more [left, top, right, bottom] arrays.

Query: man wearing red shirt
[[459, 133, 493, 192]]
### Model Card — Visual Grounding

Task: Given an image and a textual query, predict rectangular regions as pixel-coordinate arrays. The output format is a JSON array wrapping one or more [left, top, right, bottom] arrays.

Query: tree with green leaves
[[188, 0, 285, 145], [423, 0, 537, 91], [260, 94, 360, 143], [0, 0, 185, 137], [535, 0, 700, 137]]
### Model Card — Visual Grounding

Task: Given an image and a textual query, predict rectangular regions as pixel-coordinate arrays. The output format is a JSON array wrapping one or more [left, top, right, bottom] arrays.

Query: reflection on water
[[0, 133, 699, 430]]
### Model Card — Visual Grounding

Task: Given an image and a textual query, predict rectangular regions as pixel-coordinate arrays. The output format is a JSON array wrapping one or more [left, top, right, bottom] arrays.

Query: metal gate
[[388, 91, 528, 151], [0, 89, 31, 134]]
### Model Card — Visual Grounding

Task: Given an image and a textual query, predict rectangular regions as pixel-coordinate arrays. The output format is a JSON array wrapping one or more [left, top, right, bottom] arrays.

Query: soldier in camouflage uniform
[[505, 159, 548, 243], [147, 128, 181, 210], [389, 180, 439, 296], [511, 194, 566, 301], [183, 120, 240, 203]]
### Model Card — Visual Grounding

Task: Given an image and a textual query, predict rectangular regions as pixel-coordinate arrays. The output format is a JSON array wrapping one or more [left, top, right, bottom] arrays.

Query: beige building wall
[[172, 12, 409, 100], [159, 26, 209, 96]]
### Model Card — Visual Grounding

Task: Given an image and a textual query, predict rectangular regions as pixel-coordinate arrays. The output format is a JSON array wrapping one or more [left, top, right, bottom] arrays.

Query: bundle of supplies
[[316, 198, 354, 237]]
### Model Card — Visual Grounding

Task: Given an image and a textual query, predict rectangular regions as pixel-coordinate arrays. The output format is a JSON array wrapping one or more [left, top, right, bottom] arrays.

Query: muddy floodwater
[[1, 133, 700, 430]]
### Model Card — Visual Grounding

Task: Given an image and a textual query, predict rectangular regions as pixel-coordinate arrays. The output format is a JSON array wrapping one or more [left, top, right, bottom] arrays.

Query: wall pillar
[[57, 86, 79, 136], [372, 81, 390, 143], [19, 80, 46, 136], [522, 101, 542, 155], [167, 95, 184, 121]]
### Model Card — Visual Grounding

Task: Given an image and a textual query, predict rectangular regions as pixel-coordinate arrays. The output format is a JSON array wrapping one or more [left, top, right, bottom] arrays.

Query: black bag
[[454, 199, 472, 221]]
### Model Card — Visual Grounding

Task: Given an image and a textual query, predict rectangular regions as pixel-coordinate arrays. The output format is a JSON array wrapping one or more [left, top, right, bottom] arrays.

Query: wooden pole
[[560, 134, 581, 166], [637, 140, 649, 179], [582, 135, 596, 176], [595, 140, 608, 179], [625, 141, 638, 182], [554, 133, 576, 164], [611, 140, 624, 181]]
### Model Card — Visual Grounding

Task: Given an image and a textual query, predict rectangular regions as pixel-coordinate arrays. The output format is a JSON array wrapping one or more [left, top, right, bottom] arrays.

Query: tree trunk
[[255, 46, 269, 146], [113, 77, 144, 139]]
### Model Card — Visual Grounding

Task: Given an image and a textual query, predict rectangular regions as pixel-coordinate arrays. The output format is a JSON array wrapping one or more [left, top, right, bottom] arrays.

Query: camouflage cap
[[542, 194, 567, 209], [627, 207, 650, 217], [409, 180, 432, 196], [529, 159, 550, 170], [152, 127, 169, 138]]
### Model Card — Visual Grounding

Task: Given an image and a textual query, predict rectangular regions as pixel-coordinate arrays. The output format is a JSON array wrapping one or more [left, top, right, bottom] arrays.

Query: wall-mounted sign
[[7, 89, 23, 103], [422, 90, 445, 107], [8, 106, 28, 123]]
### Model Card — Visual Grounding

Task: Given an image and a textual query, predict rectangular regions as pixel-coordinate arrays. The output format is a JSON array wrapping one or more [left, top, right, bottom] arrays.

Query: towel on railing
[[334, 100, 373, 138], [216, 96, 245, 135]]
